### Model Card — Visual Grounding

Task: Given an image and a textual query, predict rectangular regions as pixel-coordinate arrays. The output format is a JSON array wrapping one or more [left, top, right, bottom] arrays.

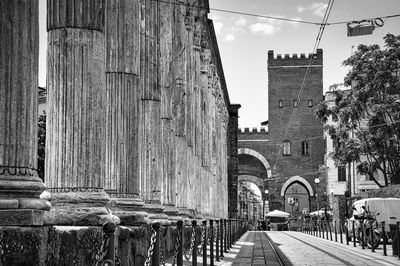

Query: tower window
[[302, 141, 309, 155], [338, 166, 346, 181], [308, 100, 313, 107], [283, 141, 291, 156], [278, 100, 283, 108], [293, 100, 298, 108]]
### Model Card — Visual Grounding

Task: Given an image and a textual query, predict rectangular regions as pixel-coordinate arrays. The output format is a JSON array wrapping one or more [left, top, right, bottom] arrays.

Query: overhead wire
[[269, 0, 335, 176], [152, 0, 400, 27]]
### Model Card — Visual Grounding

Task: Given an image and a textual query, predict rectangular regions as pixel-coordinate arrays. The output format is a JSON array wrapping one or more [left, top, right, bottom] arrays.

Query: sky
[[208, 0, 400, 128], [38, 0, 400, 128]]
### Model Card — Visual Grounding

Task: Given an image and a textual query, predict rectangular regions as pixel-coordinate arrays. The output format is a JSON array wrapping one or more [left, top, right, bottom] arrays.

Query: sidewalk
[[217, 231, 400, 266]]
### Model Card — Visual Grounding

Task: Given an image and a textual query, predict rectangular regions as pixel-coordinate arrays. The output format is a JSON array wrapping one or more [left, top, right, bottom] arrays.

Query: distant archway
[[238, 148, 272, 178], [238, 175, 264, 188], [280, 176, 314, 197]]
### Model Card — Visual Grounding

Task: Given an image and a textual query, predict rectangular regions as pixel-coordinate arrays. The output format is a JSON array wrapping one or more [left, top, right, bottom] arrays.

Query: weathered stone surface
[[0, 0, 47, 200], [18, 198, 51, 211], [0, 226, 47, 265], [0, 199, 19, 209], [112, 211, 150, 226], [43, 206, 109, 226], [46, 0, 109, 216], [0, 210, 44, 226], [50, 226, 103, 265]]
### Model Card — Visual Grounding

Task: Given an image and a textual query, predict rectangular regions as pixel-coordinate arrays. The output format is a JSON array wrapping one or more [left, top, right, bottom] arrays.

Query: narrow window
[[283, 141, 291, 156], [338, 166, 346, 181], [293, 99, 298, 108], [308, 99, 313, 107], [278, 100, 283, 108], [302, 141, 309, 155]]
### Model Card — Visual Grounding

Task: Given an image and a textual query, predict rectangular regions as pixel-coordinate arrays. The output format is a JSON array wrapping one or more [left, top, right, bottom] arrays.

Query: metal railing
[[300, 219, 400, 259], [142, 218, 248, 266]]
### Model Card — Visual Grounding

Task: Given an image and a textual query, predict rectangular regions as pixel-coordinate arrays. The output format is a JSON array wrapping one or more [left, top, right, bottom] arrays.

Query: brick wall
[[237, 49, 325, 212]]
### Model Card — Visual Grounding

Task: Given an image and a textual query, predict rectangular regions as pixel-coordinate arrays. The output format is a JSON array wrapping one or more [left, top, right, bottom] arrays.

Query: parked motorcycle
[[354, 206, 380, 249]]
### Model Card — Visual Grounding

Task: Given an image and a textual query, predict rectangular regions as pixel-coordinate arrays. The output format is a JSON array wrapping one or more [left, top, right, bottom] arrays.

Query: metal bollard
[[177, 220, 183, 266], [397, 222, 400, 259], [202, 220, 207, 266], [152, 222, 161, 266], [215, 220, 219, 261], [103, 221, 116, 266], [340, 222, 343, 244], [329, 221, 333, 241], [361, 222, 365, 249], [192, 220, 198, 266], [210, 220, 214, 265], [334, 221, 337, 242], [353, 220, 356, 247], [229, 220, 232, 248], [322, 222, 325, 239], [371, 220, 375, 253], [382, 221, 387, 256], [224, 219, 228, 252], [345, 222, 349, 245], [220, 219, 224, 258]]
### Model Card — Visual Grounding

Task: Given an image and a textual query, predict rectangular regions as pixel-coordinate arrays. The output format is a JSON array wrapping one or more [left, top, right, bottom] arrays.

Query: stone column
[[104, 0, 148, 225], [0, 0, 49, 226], [45, 0, 110, 225], [228, 104, 241, 218]]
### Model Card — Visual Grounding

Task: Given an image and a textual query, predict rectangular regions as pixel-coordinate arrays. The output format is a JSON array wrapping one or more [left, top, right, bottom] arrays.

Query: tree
[[315, 33, 400, 186], [37, 112, 46, 181]]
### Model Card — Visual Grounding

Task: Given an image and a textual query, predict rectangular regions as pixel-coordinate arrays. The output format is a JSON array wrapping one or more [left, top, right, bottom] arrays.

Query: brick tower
[[266, 49, 325, 213]]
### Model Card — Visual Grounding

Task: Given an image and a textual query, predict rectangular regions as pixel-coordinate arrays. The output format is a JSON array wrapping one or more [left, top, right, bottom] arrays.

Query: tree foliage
[[37, 112, 46, 181], [315, 33, 400, 186]]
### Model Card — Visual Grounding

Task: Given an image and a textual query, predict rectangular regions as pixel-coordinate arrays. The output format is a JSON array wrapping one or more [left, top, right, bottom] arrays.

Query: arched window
[[293, 99, 298, 108], [283, 141, 291, 156], [302, 141, 309, 155], [308, 99, 313, 107], [278, 100, 283, 108]]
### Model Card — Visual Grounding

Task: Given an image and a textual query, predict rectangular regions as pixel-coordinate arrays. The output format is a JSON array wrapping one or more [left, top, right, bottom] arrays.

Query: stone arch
[[238, 175, 264, 188], [280, 176, 314, 197], [238, 148, 272, 178]]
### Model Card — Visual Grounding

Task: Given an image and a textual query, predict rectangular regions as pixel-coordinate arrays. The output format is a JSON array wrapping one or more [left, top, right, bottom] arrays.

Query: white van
[[347, 197, 400, 242]]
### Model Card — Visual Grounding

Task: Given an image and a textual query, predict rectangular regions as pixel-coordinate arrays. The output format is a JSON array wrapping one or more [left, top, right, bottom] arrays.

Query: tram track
[[261, 232, 291, 266]]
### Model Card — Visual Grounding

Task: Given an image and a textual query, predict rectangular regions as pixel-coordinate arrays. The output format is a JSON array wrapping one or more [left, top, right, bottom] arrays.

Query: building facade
[[238, 49, 325, 216]]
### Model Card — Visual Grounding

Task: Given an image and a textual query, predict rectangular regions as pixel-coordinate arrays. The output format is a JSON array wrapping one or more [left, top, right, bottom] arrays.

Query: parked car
[[346, 197, 400, 248]]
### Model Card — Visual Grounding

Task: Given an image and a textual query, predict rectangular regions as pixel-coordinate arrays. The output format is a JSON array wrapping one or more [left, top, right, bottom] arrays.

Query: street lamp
[[314, 178, 320, 211], [263, 189, 269, 220]]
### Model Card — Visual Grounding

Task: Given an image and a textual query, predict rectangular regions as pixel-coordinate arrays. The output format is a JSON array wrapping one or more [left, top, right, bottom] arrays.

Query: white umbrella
[[266, 210, 290, 218], [309, 210, 333, 217]]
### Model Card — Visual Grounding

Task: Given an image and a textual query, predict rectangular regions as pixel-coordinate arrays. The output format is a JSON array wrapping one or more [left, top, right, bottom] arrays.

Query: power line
[[152, 0, 400, 27], [270, 0, 335, 174]]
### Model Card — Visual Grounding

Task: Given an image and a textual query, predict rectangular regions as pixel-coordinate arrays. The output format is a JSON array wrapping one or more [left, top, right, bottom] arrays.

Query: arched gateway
[[280, 176, 314, 215]]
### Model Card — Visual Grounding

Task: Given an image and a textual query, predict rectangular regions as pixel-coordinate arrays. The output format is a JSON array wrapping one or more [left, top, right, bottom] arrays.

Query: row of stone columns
[[0, 0, 233, 226]]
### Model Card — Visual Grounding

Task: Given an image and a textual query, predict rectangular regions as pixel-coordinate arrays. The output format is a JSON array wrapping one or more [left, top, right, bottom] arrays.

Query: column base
[[43, 190, 114, 226], [110, 197, 150, 226], [142, 203, 171, 225], [163, 205, 182, 225]]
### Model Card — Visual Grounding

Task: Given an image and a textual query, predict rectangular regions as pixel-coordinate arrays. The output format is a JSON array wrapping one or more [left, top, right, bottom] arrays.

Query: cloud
[[213, 21, 223, 35], [234, 17, 247, 27], [310, 2, 328, 17], [249, 22, 279, 36], [224, 34, 235, 42], [297, 6, 305, 13], [297, 2, 328, 17]]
